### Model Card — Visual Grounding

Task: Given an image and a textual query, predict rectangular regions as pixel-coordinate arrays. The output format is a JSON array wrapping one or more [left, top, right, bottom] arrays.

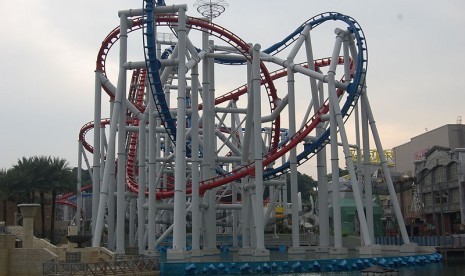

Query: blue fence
[[376, 235, 465, 247]]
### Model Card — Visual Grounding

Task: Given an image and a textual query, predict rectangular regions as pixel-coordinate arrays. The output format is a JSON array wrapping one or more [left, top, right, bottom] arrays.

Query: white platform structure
[[74, 0, 413, 259]]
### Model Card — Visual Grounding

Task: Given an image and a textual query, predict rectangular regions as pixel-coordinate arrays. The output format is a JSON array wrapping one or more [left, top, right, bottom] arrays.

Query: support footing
[[400, 243, 418, 253], [315, 246, 330, 253], [166, 248, 190, 260], [201, 247, 220, 256], [329, 246, 348, 255], [359, 244, 382, 256], [252, 248, 270, 256], [288, 247, 306, 255], [238, 247, 254, 255], [190, 249, 204, 257]]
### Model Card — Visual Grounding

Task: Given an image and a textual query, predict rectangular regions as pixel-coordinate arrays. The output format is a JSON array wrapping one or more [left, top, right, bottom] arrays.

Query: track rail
[[79, 8, 367, 200]]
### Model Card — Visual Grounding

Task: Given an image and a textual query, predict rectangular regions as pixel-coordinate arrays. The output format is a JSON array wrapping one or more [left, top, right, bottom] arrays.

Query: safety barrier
[[42, 255, 159, 275], [160, 253, 442, 275], [375, 235, 465, 247]]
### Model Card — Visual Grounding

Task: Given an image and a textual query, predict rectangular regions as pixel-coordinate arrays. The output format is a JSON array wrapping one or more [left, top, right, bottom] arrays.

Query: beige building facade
[[392, 124, 465, 235]]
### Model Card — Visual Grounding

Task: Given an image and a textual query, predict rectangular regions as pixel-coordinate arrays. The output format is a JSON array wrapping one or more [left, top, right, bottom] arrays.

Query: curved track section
[[145, 12, 367, 199], [143, 8, 280, 149], [79, 8, 367, 200]]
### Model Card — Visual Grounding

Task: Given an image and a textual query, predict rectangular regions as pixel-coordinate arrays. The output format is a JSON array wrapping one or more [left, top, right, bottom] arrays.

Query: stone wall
[[9, 248, 57, 276], [0, 234, 15, 276]]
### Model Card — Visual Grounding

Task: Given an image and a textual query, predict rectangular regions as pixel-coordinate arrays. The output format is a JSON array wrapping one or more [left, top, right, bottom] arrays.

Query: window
[[448, 163, 458, 181], [435, 192, 441, 204], [434, 166, 446, 184], [442, 191, 449, 204], [423, 170, 431, 186], [424, 194, 432, 207], [434, 191, 449, 204], [451, 188, 459, 203]]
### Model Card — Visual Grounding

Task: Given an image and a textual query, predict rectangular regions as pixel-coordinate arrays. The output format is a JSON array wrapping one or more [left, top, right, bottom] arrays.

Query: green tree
[[8, 156, 75, 242], [286, 171, 317, 203], [32, 156, 53, 238], [47, 157, 75, 243], [11, 156, 50, 237], [326, 167, 349, 182], [0, 168, 18, 224], [12, 157, 37, 203]]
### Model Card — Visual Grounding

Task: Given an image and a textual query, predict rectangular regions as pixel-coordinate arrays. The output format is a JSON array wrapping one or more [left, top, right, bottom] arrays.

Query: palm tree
[[10, 156, 49, 236], [32, 156, 53, 238], [0, 169, 13, 223], [12, 157, 40, 204], [1, 167, 27, 225], [47, 157, 75, 243], [9, 156, 75, 242]]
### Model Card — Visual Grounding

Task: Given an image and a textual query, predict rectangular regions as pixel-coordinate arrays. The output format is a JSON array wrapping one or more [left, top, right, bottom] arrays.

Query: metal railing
[[43, 255, 159, 276], [376, 235, 465, 247]]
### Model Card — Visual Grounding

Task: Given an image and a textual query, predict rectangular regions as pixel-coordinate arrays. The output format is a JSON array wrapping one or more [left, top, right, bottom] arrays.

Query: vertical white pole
[[327, 34, 344, 249], [171, 5, 188, 255], [129, 198, 136, 247], [190, 64, 201, 253], [137, 112, 147, 251], [239, 52, 254, 254], [361, 88, 375, 241], [147, 93, 157, 254], [305, 28, 329, 250], [115, 11, 129, 253], [202, 39, 218, 253], [328, 29, 371, 246], [76, 142, 83, 232], [231, 102, 239, 249], [91, 73, 102, 240], [329, 82, 343, 249], [251, 44, 268, 255], [240, 182, 250, 252], [361, 91, 411, 244], [108, 171, 116, 250], [92, 12, 128, 247], [287, 55, 301, 250]]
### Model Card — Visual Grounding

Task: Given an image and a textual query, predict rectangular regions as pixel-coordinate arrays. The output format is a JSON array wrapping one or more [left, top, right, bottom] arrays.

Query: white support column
[[239, 180, 252, 255], [107, 173, 116, 250], [129, 198, 136, 247], [76, 142, 83, 232], [190, 64, 202, 256], [137, 112, 147, 251], [238, 52, 254, 256], [92, 12, 129, 248], [147, 88, 157, 255], [305, 27, 329, 252], [328, 29, 371, 247], [361, 86, 375, 242], [201, 38, 219, 255], [286, 55, 304, 255], [328, 75, 344, 253], [327, 32, 344, 253], [116, 47, 128, 253], [231, 103, 239, 250], [360, 90, 413, 250], [168, 5, 188, 260], [91, 72, 102, 240], [232, 185, 238, 249], [251, 44, 269, 256]]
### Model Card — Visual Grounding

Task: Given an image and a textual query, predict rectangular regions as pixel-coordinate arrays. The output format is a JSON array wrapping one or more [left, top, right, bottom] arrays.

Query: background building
[[414, 147, 465, 235], [394, 124, 465, 176], [392, 124, 465, 235]]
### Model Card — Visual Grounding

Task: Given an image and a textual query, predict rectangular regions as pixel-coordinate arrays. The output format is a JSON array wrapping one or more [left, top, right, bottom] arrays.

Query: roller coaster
[[72, 0, 413, 258]]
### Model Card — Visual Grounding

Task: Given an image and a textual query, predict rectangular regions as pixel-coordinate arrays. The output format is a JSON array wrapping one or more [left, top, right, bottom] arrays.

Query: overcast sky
[[1, 0, 464, 178]]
